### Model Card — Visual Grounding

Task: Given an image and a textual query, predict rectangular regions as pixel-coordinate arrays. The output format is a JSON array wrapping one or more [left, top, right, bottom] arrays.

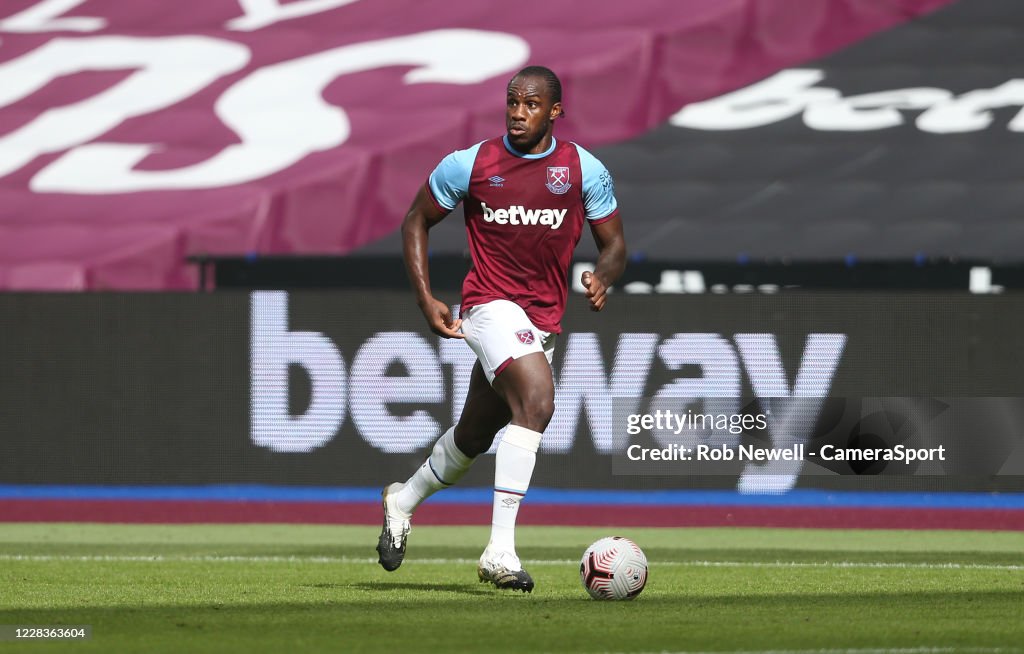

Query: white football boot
[[477, 546, 534, 593], [375, 483, 411, 571]]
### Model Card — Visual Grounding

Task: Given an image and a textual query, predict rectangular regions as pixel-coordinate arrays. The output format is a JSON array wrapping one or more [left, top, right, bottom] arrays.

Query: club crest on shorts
[[515, 329, 535, 345], [545, 166, 572, 195]]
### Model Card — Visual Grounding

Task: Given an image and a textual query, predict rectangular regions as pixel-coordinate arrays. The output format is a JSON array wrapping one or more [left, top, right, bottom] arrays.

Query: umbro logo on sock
[[501, 497, 520, 508]]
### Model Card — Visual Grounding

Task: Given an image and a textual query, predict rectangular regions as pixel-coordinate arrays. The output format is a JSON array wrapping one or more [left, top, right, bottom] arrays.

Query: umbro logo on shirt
[[488, 175, 505, 187], [480, 202, 566, 230]]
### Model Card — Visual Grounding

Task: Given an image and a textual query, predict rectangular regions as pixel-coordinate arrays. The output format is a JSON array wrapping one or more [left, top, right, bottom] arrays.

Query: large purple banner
[[0, 0, 953, 289]]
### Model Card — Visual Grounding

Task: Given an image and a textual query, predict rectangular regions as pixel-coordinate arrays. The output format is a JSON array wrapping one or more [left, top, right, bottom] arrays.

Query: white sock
[[489, 425, 542, 553], [394, 427, 473, 516]]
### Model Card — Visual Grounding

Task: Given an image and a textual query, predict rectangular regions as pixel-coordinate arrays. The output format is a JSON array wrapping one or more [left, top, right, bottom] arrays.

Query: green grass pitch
[[0, 523, 1021, 653]]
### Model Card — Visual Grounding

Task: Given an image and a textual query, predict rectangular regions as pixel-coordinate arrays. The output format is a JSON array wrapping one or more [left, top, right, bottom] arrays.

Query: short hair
[[510, 65, 562, 105]]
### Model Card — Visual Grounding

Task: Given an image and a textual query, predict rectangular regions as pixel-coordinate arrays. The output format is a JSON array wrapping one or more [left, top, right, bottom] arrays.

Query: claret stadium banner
[[0, 290, 1022, 493], [0, 0, 954, 289]]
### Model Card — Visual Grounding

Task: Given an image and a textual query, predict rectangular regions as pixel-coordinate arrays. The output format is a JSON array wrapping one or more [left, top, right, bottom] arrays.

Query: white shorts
[[461, 299, 556, 384]]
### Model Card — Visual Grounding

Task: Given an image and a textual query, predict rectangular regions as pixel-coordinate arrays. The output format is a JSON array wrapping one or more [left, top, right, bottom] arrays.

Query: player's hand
[[420, 297, 465, 339], [581, 270, 608, 311]]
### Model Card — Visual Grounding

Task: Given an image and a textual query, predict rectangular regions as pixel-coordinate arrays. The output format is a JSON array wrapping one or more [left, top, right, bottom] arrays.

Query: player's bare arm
[[401, 185, 464, 339], [582, 215, 626, 311]]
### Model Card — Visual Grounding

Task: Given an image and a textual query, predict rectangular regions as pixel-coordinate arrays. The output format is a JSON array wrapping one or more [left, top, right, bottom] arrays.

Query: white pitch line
[[0, 554, 1021, 571], [615, 649, 1019, 654], [665, 560, 1024, 572]]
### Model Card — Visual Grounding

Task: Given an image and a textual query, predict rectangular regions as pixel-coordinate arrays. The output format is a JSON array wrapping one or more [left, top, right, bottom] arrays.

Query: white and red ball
[[579, 536, 648, 600]]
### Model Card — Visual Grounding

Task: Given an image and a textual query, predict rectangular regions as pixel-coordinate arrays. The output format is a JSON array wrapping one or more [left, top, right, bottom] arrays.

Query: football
[[579, 536, 648, 600]]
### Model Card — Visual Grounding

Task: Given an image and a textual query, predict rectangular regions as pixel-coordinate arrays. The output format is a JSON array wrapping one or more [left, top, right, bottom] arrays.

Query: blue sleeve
[[427, 142, 482, 211], [575, 143, 618, 221]]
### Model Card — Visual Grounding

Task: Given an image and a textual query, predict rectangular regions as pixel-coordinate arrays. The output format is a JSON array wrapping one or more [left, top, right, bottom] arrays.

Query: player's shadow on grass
[[348, 581, 493, 596]]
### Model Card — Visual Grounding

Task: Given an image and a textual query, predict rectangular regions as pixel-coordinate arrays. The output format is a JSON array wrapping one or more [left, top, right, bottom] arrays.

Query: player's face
[[506, 76, 561, 154]]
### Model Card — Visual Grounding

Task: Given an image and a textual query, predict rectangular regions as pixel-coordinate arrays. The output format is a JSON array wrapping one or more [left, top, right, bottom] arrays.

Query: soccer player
[[377, 65, 626, 592]]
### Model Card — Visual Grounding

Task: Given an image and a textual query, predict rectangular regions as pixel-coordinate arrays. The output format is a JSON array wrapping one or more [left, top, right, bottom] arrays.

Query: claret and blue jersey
[[426, 135, 619, 334]]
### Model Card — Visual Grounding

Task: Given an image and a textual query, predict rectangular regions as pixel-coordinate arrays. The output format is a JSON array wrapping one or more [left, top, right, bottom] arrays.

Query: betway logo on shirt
[[481, 202, 566, 229]]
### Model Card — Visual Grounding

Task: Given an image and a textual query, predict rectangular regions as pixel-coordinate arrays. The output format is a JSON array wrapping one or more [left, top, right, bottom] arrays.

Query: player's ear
[[551, 101, 564, 120]]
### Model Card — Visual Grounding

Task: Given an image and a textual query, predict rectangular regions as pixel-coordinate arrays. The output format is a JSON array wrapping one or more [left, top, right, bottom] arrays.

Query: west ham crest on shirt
[[545, 166, 572, 195], [515, 329, 535, 345]]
